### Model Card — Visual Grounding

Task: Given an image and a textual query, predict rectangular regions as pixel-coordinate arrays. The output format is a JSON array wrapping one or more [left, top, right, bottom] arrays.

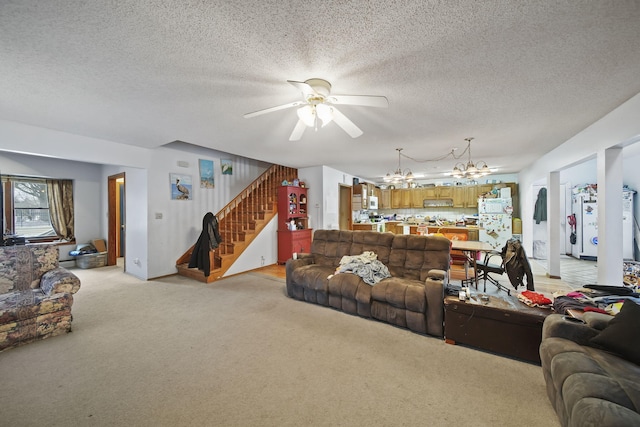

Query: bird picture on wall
[[221, 159, 232, 175], [198, 159, 215, 189], [170, 174, 192, 200]]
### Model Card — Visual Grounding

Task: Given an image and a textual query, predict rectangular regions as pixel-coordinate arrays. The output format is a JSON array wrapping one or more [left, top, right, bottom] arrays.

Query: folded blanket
[[335, 251, 391, 285]]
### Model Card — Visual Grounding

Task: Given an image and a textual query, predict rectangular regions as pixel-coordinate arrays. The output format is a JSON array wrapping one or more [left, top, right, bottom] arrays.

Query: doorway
[[107, 173, 125, 267], [339, 184, 352, 230]]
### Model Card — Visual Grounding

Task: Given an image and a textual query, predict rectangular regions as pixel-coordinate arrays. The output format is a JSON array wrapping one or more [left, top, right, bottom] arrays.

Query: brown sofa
[[285, 229, 451, 336], [540, 308, 640, 426]]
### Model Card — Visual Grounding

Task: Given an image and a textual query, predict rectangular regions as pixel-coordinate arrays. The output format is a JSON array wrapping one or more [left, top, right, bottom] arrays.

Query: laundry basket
[[75, 251, 107, 269]]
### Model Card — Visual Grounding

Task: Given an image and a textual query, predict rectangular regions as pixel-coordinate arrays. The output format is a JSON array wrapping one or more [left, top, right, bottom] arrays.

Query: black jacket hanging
[[501, 238, 535, 291], [188, 212, 223, 277], [533, 187, 547, 224]]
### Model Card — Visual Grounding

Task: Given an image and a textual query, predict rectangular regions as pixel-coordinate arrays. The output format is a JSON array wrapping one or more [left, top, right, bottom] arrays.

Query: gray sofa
[[285, 229, 451, 337], [540, 305, 640, 427]]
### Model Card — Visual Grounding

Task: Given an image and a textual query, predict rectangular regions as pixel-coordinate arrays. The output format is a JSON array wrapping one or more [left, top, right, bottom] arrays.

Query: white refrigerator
[[571, 191, 635, 260], [478, 197, 513, 250]]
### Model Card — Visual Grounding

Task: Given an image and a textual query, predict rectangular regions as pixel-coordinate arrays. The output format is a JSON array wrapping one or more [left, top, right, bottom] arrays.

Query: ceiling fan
[[243, 78, 388, 141]]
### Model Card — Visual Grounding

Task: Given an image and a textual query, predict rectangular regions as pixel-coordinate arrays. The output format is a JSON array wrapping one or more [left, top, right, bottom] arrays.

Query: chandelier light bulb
[[451, 138, 492, 180], [382, 148, 414, 183]]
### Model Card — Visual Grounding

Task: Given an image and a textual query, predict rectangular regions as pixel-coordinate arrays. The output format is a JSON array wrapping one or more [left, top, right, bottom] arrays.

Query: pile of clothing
[[517, 290, 552, 307], [553, 284, 640, 315], [331, 251, 391, 285]]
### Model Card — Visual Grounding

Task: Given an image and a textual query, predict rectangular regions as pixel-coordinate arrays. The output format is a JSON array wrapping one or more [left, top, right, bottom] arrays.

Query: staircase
[[176, 164, 298, 283]]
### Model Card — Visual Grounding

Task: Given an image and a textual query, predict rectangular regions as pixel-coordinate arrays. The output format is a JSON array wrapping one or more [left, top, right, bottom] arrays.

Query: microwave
[[368, 196, 378, 210]]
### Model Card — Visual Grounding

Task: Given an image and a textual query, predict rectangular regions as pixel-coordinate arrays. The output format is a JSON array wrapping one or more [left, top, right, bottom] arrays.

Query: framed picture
[[221, 159, 233, 175], [170, 173, 192, 200], [198, 159, 215, 189]]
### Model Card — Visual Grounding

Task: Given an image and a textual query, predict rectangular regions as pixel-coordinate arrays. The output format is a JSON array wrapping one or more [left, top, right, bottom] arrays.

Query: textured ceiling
[[1, 1, 640, 182]]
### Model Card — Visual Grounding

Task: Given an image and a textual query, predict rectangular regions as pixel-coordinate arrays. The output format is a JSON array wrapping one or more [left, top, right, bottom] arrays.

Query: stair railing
[[216, 164, 297, 255]]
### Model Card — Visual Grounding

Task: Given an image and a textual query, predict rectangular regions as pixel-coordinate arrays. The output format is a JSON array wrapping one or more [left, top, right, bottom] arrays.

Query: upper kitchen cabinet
[[437, 186, 454, 199], [390, 188, 411, 208], [410, 188, 425, 208], [422, 186, 438, 199], [380, 189, 391, 209], [452, 186, 465, 208], [465, 185, 479, 208], [453, 185, 479, 208]]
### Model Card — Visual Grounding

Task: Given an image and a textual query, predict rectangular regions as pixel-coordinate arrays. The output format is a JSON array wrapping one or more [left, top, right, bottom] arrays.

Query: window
[[2, 176, 74, 241], [12, 179, 56, 238]]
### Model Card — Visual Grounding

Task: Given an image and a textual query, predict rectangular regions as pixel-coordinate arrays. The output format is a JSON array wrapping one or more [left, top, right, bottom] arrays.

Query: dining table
[[450, 240, 493, 289]]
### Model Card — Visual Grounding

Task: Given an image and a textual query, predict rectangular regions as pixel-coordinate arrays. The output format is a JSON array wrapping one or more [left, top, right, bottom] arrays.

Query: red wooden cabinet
[[277, 185, 312, 264]]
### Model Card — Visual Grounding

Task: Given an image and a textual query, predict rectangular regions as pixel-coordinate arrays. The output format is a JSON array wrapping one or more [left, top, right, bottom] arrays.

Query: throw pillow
[[590, 299, 640, 365]]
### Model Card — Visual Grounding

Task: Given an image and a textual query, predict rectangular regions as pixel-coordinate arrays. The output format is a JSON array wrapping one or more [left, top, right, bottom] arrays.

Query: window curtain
[[47, 179, 75, 241]]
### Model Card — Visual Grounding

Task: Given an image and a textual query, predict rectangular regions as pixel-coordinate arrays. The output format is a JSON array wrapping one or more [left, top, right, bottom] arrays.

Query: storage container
[[75, 251, 107, 269]]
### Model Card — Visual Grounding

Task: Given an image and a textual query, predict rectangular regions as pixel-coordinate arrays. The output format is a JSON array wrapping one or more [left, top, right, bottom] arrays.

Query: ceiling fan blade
[[287, 80, 317, 97], [243, 101, 304, 118], [289, 119, 307, 141], [330, 107, 363, 138], [328, 95, 389, 108]]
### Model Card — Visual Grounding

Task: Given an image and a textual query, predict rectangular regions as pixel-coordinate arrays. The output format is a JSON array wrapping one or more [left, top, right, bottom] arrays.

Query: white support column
[[547, 171, 561, 278], [597, 147, 623, 286]]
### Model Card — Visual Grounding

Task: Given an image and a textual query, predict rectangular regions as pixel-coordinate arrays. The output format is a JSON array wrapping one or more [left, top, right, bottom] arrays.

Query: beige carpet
[[0, 265, 560, 426]]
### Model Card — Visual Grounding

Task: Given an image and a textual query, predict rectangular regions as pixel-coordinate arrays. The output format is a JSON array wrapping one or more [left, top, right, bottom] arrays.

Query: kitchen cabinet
[[380, 189, 391, 209], [391, 188, 411, 208], [353, 183, 366, 208], [384, 221, 401, 234], [438, 186, 454, 199], [452, 185, 479, 208], [410, 188, 424, 207], [401, 189, 412, 208], [465, 185, 479, 208], [390, 189, 402, 209], [380, 183, 518, 212], [277, 185, 311, 264], [477, 184, 495, 196], [352, 223, 377, 231], [422, 187, 438, 198], [452, 186, 465, 208], [507, 183, 519, 217], [352, 194, 363, 211]]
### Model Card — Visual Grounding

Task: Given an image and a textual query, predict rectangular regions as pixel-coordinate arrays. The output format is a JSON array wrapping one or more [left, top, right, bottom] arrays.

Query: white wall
[[224, 216, 278, 276], [145, 143, 270, 278], [297, 166, 324, 230], [0, 151, 102, 262], [519, 91, 640, 259], [299, 165, 359, 230], [0, 120, 272, 280], [100, 164, 149, 280]]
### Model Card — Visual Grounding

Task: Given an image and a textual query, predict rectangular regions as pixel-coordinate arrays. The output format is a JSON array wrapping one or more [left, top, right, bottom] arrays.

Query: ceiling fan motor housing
[[304, 78, 332, 98]]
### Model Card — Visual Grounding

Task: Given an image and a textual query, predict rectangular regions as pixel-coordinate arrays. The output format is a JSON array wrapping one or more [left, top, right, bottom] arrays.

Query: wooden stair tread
[[175, 164, 296, 283]]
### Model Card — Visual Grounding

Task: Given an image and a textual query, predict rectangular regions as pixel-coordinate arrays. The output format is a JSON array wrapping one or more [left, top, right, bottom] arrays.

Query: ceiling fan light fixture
[[244, 78, 387, 140], [315, 103, 334, 127], [297, 105, 316, 127]]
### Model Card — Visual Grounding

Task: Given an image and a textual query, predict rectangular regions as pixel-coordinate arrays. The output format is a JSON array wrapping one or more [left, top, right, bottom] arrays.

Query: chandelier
[[384, 148, 414, 183], [451, 137, 491, 179]]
